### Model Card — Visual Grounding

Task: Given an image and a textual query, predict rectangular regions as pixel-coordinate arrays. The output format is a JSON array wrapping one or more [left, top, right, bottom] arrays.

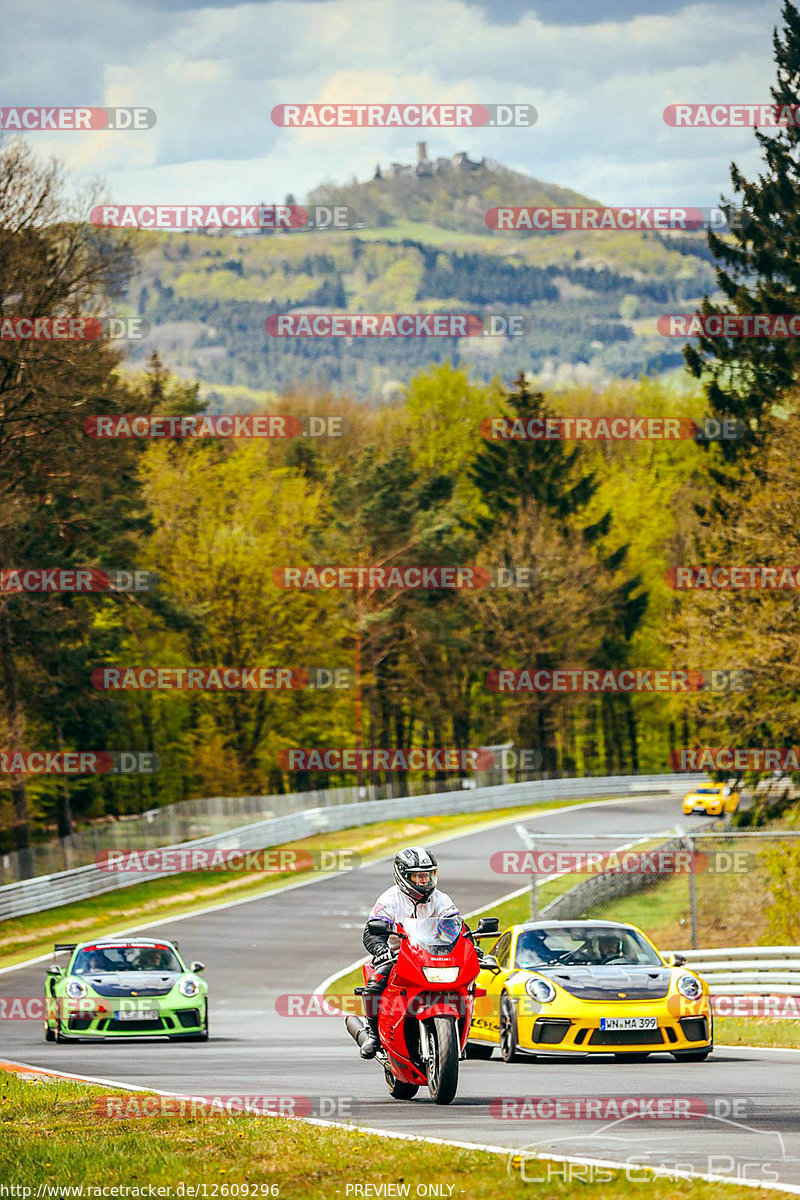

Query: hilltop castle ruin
[[373, 141, 486, 181]]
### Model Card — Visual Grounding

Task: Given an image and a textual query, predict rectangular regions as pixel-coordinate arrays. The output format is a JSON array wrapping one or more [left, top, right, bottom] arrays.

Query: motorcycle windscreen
[[403, 916, 463, 950]]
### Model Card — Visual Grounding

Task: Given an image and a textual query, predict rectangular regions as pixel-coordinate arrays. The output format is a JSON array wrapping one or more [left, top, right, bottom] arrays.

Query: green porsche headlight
[[65, 978, 88, 1000], [179, 977, 201, 998]]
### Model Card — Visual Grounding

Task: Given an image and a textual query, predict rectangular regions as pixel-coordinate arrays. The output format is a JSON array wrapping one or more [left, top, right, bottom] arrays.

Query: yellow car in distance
[[682, 781, 740, 816], [467, 920, 712, 1063]]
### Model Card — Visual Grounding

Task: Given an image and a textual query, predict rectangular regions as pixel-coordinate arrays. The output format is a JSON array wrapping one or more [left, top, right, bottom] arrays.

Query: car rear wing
[[53, 943, 77, 953]]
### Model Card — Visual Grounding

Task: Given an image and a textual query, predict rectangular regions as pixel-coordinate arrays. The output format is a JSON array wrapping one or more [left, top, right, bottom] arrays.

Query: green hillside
[[123, 155, 717, 403]]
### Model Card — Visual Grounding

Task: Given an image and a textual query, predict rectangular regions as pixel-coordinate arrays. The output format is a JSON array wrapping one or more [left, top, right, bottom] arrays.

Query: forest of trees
[[4, 1, 800, 858]]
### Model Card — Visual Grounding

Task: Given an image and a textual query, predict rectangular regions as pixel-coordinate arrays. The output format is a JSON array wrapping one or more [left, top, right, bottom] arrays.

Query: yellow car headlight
[[525, 977, 556, 1004], [422, 966, 459, 984], [677, 974, 703, 1000]]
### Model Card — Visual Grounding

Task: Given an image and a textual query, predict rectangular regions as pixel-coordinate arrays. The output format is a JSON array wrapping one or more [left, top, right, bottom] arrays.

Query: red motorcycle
[[346, 915, 499, 1104]]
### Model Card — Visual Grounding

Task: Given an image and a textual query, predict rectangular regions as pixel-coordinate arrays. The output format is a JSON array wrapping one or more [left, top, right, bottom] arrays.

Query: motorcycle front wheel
[[426, 1015, 459, 1105]]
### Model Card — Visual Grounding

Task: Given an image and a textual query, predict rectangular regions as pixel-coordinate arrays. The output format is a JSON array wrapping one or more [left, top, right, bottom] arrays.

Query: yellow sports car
[[467, 920, 712, 1062], [682, 782, 740, 816]]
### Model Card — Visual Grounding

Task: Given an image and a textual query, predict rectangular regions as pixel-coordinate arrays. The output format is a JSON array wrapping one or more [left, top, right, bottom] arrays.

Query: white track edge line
[[2, 1057, 798, 1195]]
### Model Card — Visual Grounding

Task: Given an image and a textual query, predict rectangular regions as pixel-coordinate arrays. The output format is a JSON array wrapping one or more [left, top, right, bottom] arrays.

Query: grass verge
[[0, 798, 595, 968], [715, 1018, 800, 1049], [0, 1068, 767, 1198]]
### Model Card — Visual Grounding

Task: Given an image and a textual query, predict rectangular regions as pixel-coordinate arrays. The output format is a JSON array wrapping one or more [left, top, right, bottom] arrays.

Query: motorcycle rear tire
[[427, 1015, 459, 1105], [384, 1069, 419, 1100]]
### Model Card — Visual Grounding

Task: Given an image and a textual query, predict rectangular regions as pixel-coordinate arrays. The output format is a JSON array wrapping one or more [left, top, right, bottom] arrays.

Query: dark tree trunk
[[0, 603, 33, 876]]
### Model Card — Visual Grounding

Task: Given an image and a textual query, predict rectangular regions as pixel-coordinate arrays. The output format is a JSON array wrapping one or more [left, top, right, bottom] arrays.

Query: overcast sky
[[0, 0, 786, 210]]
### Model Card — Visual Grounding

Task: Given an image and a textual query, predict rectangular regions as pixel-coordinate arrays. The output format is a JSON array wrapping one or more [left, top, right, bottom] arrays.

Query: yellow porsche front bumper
[[513, 994, 712, 1055]]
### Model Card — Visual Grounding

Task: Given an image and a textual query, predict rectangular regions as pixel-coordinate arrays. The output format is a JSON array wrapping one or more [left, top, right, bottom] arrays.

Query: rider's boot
[[359, 1012, 380, 1059]]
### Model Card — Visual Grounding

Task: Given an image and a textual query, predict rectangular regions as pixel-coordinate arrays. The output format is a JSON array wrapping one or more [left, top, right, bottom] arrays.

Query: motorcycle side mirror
[[481, 955, 502, 974], [476, 917, 499, 934]]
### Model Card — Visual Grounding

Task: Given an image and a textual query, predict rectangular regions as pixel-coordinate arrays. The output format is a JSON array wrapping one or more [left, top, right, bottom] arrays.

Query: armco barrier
[[0, 773, 700, 922], [673, 946, 800, 996]]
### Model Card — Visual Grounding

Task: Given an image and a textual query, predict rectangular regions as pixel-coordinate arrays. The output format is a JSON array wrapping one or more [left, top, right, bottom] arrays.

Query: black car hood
[[80, 972, 180, 997], [537, 965, 672, 1001]]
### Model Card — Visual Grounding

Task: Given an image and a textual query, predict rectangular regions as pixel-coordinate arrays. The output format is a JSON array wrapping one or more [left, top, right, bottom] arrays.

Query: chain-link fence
[[504, 827, 800, 951]]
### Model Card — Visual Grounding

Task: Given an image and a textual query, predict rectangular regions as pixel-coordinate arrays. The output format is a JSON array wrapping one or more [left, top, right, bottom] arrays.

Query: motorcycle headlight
[[677, 974, 702, 1000], [178, 977, 201, 997], [422, 966, 459, 984], [525, 977, 556, 1004], [65, 979, 88, 1000]]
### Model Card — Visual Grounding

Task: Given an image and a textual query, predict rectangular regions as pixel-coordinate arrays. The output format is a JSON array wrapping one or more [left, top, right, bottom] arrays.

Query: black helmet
[[394, 846, 438, 902]]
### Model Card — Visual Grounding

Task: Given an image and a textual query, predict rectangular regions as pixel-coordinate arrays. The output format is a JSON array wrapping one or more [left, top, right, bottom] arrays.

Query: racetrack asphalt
[[3, 791, 800, 1190]]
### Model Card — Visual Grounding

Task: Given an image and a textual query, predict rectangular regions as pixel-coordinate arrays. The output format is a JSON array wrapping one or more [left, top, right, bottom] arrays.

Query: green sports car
[[44, 937, 209, 1042]]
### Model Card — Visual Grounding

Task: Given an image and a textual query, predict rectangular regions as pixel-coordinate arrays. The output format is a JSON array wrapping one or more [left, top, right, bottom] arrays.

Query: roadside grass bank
[[0, 1069, 767, 1200]]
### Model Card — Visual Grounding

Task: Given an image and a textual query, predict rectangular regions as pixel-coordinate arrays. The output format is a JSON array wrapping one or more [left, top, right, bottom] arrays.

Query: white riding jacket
[[368, 884, 459, 928]]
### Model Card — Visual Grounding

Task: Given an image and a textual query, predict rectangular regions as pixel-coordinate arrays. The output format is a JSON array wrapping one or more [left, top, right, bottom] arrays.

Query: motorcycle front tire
[[426, 1015, 459, 1105]]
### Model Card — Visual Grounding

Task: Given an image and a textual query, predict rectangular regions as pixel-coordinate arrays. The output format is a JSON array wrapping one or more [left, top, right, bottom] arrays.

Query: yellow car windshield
[[514, 926, 662, 969]]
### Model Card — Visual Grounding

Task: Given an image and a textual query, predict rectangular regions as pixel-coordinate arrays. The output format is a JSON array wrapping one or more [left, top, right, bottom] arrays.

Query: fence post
[[689, 835, 698, 949], [515, 823, 538, 919]]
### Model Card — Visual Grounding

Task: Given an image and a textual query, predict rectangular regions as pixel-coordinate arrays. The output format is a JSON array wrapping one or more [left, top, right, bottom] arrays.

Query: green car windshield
[[72, 944, 182, 973]]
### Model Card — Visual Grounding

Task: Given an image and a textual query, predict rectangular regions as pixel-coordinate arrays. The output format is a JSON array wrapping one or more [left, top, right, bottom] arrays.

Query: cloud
[[0, 0, 786, 208]]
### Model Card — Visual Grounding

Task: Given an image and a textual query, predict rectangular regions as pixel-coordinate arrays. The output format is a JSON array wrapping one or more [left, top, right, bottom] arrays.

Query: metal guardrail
[[0, 773, 485, 885], [0, 772, 700, 921], [675, 946, 800, 995]]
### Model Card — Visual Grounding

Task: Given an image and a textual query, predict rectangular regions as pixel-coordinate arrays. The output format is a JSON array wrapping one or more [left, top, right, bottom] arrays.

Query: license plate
[[115, 1009, 159, 1021], [600, 1017, 657, 1031]]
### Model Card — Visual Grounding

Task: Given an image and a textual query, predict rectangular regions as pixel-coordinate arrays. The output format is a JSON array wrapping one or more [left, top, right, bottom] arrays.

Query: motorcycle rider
[[357, 846, 463, 1060]]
